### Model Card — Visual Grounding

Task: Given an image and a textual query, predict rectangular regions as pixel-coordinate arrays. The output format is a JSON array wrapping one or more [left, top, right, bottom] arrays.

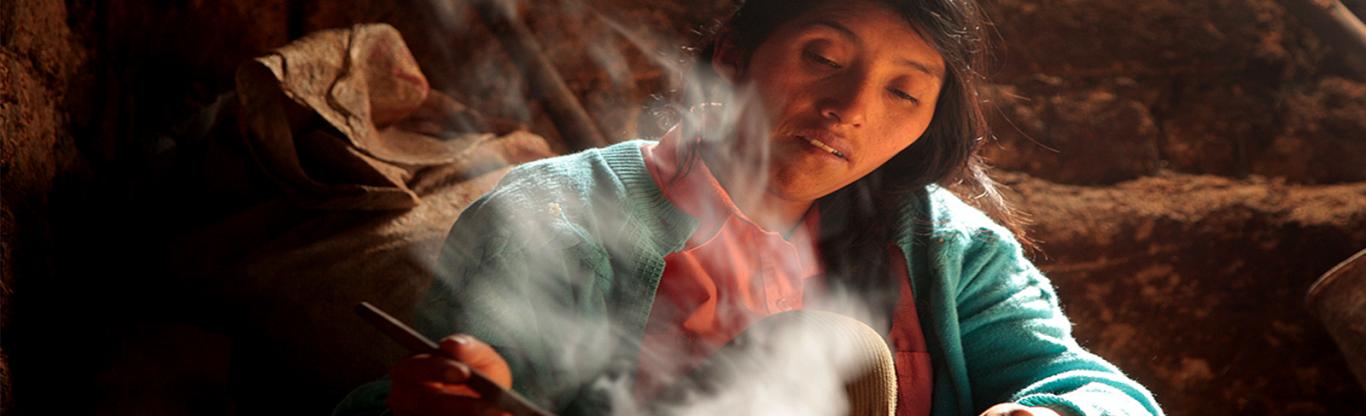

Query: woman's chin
[[766, 173, 843, 203], [769, 157, 851, 195]]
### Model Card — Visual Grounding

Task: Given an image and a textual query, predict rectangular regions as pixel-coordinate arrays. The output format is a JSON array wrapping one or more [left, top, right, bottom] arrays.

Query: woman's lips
[[792, 129, 850, 160], [802, 136, 846, 158]]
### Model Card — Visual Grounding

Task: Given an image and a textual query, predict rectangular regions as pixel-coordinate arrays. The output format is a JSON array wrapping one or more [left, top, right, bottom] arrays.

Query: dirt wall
[[1, 0, 91, 412]]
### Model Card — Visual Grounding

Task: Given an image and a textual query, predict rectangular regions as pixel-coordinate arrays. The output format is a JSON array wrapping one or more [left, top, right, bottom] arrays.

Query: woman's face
[[720, 0, 945, 205]]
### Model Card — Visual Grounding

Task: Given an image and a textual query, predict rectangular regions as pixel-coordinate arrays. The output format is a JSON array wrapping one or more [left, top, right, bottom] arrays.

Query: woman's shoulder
[[472, 140, 656, 209], [912, 185, 1020, 252], [917, 186, 1010, 236], [455, 139, 689, 241], [444, 141, 648, 250], [495, 140, 651, 192], [911, 187, 1038, 301]]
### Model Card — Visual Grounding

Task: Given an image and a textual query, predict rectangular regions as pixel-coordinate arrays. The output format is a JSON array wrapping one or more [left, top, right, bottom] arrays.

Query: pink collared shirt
[[636, 128, 932, 415]]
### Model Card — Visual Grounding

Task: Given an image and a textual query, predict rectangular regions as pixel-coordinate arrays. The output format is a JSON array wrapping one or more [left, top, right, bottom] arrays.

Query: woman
[[337, 0, 1163, 415]]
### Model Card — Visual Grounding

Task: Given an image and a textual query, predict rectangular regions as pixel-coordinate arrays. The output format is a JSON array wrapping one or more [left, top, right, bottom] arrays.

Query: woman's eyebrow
[[808, 19, 943, 80], [809, 19, 860, 42], [808, 19, 852, 39], [897, 58, 942, 80]]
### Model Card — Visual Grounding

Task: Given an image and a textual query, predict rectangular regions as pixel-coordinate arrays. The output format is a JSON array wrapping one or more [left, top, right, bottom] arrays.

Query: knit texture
[[334, 140, 1163, 416]]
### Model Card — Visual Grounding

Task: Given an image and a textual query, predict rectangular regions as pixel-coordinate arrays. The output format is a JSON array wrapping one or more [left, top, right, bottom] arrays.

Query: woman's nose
[[816, 74, 874, 128]]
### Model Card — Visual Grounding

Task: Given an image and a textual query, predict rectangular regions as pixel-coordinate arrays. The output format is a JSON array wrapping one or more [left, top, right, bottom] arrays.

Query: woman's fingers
[[388, 353, 502, 416], [977, 403, 1064, 416], [387, 380, 507, 416], [391, 354, 474, 386], [386, 334, 516, 416], [439, 334, 513, 389]]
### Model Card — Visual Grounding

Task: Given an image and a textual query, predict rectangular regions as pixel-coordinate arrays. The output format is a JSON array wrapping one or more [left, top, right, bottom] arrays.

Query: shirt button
[[776, 297, 793, 311]]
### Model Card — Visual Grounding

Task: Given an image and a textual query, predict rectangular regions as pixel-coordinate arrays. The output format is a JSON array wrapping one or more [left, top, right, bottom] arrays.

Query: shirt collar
[[645, 125, 820, 244]]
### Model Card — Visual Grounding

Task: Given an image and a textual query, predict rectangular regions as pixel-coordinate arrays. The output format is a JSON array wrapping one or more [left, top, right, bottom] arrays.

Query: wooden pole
[[1279, 0, 1366, 76], [474, 0, 610, 151]]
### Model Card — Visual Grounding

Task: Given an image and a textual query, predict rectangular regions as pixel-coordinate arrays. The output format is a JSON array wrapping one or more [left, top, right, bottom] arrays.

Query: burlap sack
[[159, 23, 555, 413], [233, 23, 514, 210]]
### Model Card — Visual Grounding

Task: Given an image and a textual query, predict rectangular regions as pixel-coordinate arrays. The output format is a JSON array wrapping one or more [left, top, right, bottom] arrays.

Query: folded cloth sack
[[234, 23, 505, 210], [153, 23, 554, 414]]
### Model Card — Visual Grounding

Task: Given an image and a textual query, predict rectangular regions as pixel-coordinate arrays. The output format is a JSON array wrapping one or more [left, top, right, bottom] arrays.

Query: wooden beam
[[474, 0, 610, 151], [1279, 0, 1366, 75]]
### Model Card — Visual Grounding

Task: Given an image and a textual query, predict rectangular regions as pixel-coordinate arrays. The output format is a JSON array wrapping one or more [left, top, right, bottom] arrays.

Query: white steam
[[423, 0, 893, 414]]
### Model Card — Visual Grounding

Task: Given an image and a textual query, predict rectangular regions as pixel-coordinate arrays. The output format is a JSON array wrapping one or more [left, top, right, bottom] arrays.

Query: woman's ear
[[709, 29, 744, 83]]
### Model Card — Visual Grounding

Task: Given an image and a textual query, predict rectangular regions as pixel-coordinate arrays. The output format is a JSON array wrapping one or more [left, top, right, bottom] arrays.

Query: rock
[[984, 81, 1162, 184], [982, 0, 1344, 182], [1, 0, 85, 82], [86, 0, 290, 161], [982, 0, 1319, 83], [1254, 77, 1366, 183], [1158, 79, 1282, 177], [1001, 170, 1366, 414], [1160, 77, 1366, 183], [0, 0, 92, 413], [0, 52, 62, 305]]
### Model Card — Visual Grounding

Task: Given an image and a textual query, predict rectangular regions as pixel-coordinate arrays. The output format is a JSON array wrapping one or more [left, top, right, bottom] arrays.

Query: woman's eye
[[888, 88, 920, 104], [804, 51, 842, 69]]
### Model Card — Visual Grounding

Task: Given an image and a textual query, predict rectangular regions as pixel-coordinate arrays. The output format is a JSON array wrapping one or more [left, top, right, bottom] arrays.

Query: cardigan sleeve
[[423, 178, 622, 411], [951, 229, 1164, 416], [333, 166, 620, 416]]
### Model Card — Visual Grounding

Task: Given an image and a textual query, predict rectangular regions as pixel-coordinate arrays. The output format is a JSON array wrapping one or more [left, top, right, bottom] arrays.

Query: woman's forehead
[[779, 1, 945, 75], [786, 0, 905, 26], [781, 1, 920, 43]]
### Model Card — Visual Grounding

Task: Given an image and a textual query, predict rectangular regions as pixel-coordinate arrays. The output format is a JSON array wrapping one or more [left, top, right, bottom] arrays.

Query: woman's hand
[[978, 402, 1066, 416], [388, 334, 514, 416]]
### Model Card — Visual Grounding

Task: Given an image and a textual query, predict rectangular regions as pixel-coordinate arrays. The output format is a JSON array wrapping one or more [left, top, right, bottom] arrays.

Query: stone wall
[[976, 1, 1366, 413], [1, 0, 90, 413], [983, 0, 1365, 185]]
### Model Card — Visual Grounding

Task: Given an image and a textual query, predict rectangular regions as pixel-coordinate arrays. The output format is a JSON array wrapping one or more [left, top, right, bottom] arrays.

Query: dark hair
[[685, 0, 1028, 323]]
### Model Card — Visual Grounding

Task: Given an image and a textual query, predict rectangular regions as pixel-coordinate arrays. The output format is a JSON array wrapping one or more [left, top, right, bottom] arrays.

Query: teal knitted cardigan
[[335, 141, 1162, 416]]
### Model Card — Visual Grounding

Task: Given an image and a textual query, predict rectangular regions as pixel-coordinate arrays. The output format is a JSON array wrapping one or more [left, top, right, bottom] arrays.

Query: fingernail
[[444, 365, 469, 382], [452, 334, 472, 345]]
